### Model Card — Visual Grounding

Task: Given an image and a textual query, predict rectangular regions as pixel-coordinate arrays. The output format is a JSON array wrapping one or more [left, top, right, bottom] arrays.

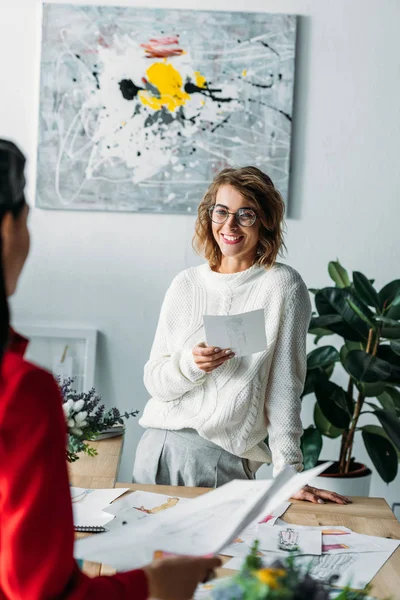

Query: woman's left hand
[[291, 485, 352, 505]]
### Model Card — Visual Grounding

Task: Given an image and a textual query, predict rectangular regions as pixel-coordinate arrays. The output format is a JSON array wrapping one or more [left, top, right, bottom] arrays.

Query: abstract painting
[[36, 5, 297, 213]]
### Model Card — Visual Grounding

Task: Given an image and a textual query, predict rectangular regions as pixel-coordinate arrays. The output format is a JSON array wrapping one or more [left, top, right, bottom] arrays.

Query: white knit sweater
[[140, 262, 311, 475]]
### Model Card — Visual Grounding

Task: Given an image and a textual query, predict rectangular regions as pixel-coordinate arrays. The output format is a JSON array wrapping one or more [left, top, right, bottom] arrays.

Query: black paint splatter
[[260, 41, 280, 57], [184, 80, 233, 103], [210, 115, 231, 133], [119, 79, 143, 100], [92, 71, 100, 90], [244, 78, 274, 90], [248, 98, 291, 122]]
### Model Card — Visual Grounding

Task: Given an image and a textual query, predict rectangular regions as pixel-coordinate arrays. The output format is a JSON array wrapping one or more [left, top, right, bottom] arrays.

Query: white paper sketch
[[203, 309, 267, 357], [257, 524, 322, 555], [273, 520, 399, 555]]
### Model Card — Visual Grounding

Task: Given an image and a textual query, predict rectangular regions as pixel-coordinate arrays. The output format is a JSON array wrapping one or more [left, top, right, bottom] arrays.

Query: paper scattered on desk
[[203, 309, 267, 357], [70, 487, 129, 528], [220, 499, 290, 556], [74, 462, 331, 571], [104, 491, 191, 530], [104, 490, 191, 517], [258, 524, 322, 555], [273, 519, 399, 554], [224, 525, 399, 590]]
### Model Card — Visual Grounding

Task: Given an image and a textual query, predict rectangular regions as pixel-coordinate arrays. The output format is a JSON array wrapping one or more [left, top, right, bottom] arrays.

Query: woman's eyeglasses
[[208, 205, 258, 227]]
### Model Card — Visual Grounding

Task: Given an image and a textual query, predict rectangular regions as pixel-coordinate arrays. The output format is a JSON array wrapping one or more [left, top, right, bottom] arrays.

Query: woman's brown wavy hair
[[193, 166, 286, 270]]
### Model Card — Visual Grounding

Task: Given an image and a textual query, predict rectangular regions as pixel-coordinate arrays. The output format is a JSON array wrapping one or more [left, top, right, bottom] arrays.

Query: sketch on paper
[[37, 4, 297, 213], [277, 527, 300, 552], [133, 496, 180, 515]]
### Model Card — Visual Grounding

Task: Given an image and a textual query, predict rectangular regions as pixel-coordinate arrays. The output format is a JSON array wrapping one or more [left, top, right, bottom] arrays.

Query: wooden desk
[[69, 435, 124, 488], [92, 483, 398, 599]]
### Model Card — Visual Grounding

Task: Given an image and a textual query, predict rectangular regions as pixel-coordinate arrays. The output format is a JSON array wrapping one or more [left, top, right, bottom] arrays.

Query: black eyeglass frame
[[208, 205, 258, 227]]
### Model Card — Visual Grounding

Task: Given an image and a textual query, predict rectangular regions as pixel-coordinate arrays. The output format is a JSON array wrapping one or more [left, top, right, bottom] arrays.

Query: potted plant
[[208, 541, 374, 599], [58, 376, 138, 463], [300, 260, 400, 496]]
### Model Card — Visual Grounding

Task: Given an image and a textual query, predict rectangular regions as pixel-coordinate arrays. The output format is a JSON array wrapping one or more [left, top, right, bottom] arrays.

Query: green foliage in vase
[[301, 260, 400, 482], [59, 377, 138, 462]]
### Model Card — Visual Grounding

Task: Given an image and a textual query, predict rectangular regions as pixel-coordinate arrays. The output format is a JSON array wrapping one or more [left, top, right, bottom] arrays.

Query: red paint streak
[[258, 514, 274, 524], [322, 544, 349, 552], [98, 35, 110, 48], [141, 36, 184, 59], [149, 36, 180, 45]]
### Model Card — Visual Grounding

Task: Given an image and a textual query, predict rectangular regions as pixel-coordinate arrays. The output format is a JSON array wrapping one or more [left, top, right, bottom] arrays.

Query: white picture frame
[[14, 324, 97, 392]]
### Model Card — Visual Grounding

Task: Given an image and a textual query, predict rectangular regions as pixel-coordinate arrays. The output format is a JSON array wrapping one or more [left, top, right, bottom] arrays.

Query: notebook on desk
[[71, 486, 129, 533], [75, 525, 107, 533]]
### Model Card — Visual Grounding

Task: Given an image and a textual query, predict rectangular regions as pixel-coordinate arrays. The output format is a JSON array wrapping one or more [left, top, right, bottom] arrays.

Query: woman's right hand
[[192, 343, 235, 373], [144, 554, 221, 600]]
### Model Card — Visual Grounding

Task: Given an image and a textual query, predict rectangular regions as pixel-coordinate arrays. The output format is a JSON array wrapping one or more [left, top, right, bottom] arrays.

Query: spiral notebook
[[75, 525, 107, 533], [71, 487, 129, 533]]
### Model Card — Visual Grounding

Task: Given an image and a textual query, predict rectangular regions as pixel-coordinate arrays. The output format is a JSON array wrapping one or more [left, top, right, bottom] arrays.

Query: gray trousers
[[132, 428, 255, 488]]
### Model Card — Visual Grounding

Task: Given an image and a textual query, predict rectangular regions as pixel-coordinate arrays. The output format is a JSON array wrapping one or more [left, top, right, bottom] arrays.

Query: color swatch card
[[203, 309, 267, 357]]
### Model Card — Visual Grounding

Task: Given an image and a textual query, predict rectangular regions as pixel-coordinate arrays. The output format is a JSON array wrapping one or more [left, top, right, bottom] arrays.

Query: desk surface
[[81, 483, 400, 599]]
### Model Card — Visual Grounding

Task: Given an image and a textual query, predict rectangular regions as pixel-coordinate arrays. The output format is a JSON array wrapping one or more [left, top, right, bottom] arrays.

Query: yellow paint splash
[[139, 62, 190, 112], [194, 71, 207, 88]]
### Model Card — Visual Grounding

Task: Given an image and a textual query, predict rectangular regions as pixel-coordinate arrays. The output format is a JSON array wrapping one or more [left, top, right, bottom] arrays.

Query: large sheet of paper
[[70, 487, 129, 527], [203, 309, 267, 357], [74, 462, 330, 571]]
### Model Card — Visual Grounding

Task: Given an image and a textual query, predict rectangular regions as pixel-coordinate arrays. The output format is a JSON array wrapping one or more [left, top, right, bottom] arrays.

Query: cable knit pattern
[[141, 262, 311, 475]]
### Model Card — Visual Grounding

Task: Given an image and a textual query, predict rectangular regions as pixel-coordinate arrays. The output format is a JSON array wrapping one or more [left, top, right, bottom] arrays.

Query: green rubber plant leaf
[[302, 363, 335, 398], [307, 346, 340, 370], [315, 288, 370, 341], [300, 426, 323, 470], [374, 409, 400, 452], [391, 340, 400, 356], [347, 298, 376, 329], [356, 381, 386, 398], [314, 376, 351, 429], [379, 280, 400, 315], [343, 350, 392, 383], [376, 345, 400, 383], [314, 402, 344, 438], [352, 271, 381, 312], [362, 424, 400, 462], [310, 328, 335, 345], [377, 389, 399, 415], [361, 428, 398, 483], [309, 315, 342, 343], [328, 260, 351, 288], [381, 324, 400, 340], [378, 387, 400, 415]]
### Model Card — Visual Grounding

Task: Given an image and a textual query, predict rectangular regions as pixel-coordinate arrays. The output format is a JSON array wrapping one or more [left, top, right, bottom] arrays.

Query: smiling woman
[[133, 166, 350, 505]]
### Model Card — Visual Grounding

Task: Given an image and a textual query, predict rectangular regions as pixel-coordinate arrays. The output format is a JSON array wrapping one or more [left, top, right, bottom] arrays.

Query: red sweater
[[0, 332, 148, 599]]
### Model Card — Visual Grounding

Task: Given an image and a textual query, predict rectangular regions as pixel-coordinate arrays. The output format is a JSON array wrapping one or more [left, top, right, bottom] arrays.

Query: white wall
[[2, 0, 399, 506]]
